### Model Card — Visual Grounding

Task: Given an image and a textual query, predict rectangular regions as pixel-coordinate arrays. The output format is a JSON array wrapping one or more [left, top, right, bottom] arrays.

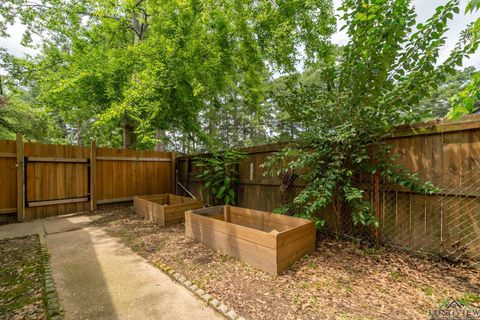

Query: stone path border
[[39, 235, 63, 320], [155, 262, 246, 320]]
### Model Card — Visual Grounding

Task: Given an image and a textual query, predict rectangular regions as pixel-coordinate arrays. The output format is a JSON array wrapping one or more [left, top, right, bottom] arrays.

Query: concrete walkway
[[0, 215, 222, 320]]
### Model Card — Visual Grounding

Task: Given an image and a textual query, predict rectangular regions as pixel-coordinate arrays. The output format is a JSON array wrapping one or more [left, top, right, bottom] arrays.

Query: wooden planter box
[[185, 205, 316, 275], [134, 194, 203, 226]]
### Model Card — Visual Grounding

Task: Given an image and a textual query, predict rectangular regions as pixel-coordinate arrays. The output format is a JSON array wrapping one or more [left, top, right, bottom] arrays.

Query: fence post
[[375, 171, 381, 249], [90, 139, 97, 211], [16, 133, 25, 222], [186, 156, 190, 192], [170, 152, 176, 194]]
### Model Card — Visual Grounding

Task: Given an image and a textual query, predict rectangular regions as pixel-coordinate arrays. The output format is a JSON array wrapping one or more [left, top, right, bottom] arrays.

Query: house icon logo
[[445, 300, 463, 310], [429, 299, 480, 320]]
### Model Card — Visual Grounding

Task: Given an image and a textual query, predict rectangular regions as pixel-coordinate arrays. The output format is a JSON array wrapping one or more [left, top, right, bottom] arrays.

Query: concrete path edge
[[39, 234, 64, 320], [154, 262, 245, 320]]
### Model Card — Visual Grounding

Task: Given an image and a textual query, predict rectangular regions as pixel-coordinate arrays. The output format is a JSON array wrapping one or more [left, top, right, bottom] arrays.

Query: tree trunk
[[131, 1, 148, 44], [75, 124, 82, 146], [155, 129, 166, 151], [232, 93, 240, 147], [124, 3, 147, 149], [122, 117, 136, 149]]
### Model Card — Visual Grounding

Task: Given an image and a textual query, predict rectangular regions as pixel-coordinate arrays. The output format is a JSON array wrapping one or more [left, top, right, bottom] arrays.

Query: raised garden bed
[[133, 194, 203, 226], [185, 205, 316, 274]]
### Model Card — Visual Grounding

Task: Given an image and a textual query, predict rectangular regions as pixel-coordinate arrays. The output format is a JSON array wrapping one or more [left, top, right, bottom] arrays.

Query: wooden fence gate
[[0, 135, 176, 221]]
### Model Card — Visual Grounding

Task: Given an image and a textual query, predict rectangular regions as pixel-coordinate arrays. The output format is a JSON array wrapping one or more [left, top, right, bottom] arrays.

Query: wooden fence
[[177, 142, 305, 212], [375, 116, 480, 260], [0, 135, 175, 221], [177, 115, 480, 261]]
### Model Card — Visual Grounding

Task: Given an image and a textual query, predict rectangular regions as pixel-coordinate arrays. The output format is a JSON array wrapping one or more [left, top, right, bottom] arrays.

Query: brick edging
[[155, 262, 246, 320], [39, 235, 63, 320]]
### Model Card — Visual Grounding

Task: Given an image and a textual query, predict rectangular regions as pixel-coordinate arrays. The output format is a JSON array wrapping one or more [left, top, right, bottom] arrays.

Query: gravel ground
[[92, 204, 480, 320], [0, 235, 47, 320]]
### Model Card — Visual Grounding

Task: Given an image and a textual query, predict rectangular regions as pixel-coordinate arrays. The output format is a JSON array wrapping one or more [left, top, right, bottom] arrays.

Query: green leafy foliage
[[419, 67, 477, 118], [0, 0, 335, 149], [0, 94, 49, 141], [448, 71, 480, 118], [262, 0, 475, 231], [195, 150, 246, 205], [447, 0, 480, 118]]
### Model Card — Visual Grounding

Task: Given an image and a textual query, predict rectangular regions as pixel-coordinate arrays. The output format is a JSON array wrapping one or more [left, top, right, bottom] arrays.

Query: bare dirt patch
[[0, 235, 47, 320], [92, 204, 480, 320]]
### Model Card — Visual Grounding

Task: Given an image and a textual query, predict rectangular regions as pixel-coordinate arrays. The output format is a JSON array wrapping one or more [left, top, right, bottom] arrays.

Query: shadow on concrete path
[[0, 215, 222, 320], [47, 227, 119, 320]]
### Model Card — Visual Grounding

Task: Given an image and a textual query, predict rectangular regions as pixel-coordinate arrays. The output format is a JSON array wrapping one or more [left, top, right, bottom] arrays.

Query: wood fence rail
[[0, 135, 175, 221]]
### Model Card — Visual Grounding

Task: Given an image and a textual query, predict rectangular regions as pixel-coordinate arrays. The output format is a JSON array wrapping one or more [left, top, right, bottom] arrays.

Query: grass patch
[[0, 235, 47, 319], [457, 292, 480, 307]]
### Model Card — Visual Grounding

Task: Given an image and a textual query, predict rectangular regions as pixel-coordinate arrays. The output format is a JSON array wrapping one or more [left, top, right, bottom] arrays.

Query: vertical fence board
[[15, 135, 24, 221], [464, 198, 480, 258], [424, 195, 442, 253], [171, 152, 176, 194], [90, 140, 97, 211], [426, 134, 443, 186], [45, 144, 54, 217]]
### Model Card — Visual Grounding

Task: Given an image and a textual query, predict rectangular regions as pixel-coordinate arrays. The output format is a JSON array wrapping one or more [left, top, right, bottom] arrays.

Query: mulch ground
[[0, 235, 47, 320], [92, 204, 480, 320]]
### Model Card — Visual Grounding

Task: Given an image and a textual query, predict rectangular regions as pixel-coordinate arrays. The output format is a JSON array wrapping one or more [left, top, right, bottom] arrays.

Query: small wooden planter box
[[134, 194, 203, 226], [185, 205, 316, 275]]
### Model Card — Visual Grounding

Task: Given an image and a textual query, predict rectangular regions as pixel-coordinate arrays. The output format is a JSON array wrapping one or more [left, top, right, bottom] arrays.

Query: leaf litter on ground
[[92, 204, 480, 320]]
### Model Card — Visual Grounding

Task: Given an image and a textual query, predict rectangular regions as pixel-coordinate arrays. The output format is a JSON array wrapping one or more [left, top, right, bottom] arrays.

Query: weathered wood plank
[[97, 197, 133, 204], [27, 157, 88, 163], [276, 222, 316, 247], [188, 221, 278, 274], [229, 206, 263, 230], [0, 152, 16, 158], [0, 208, 16, 215], [187, 211, 277, 248], [96, 156, 171, 162], [28, 197, 88, 207], [277, 232, 316, 262], [134, 194, 203, 226], [385, 116, 480, 138], [276, 241, 315, 274], [16, 134, 24, 222], [171, 152, 176, 193], [90, 140, 97, 211]]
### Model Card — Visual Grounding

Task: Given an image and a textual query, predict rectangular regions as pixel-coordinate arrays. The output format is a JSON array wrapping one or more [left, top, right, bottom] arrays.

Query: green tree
[[0, 0, 335, 149], [263, 0, 478, 231], [420, 66, 477, 118], [0, 94, 49, 140], [447, 0, 480, 118], [0, 73, 50, 141]]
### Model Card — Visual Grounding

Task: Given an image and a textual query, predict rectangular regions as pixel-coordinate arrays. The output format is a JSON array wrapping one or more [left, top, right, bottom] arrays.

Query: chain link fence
[[176, 149, 480, 267], [379, 167, 480, 265]]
